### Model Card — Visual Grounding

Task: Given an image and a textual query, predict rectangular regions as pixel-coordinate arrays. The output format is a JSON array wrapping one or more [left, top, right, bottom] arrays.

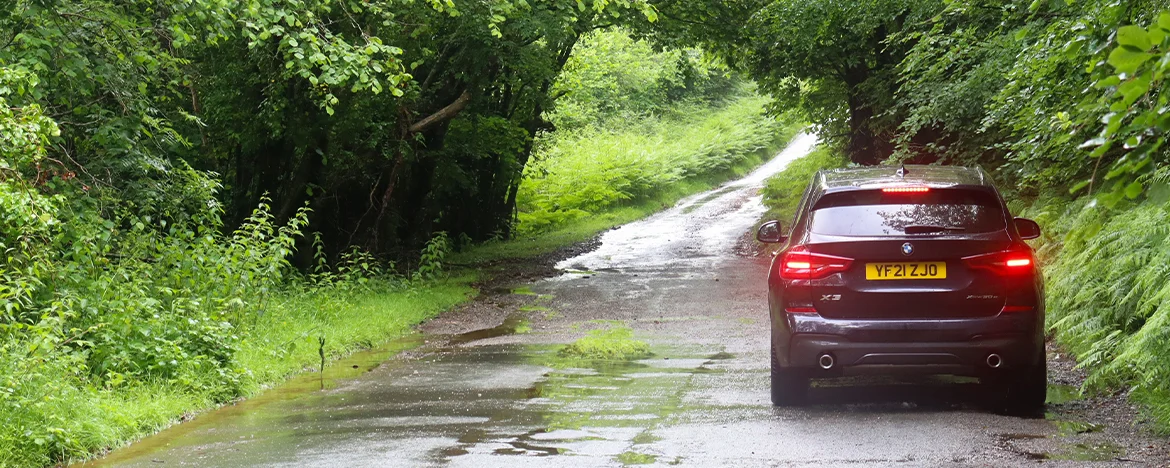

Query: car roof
[[815, 164, 990, 192]]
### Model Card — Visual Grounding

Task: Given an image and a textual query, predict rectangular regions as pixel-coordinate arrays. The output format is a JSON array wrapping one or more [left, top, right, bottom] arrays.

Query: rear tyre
[[771, 343, 808, 406], [1007, 361, 1048, 415], [987, 360, 1047, 416]]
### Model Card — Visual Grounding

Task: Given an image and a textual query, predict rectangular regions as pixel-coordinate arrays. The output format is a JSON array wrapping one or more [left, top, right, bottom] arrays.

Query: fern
[[1025, 195, 1170, 430]]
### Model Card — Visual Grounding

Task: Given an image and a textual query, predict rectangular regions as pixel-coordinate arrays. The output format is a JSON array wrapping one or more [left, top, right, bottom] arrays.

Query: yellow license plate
[[865, 262, 947, 280]]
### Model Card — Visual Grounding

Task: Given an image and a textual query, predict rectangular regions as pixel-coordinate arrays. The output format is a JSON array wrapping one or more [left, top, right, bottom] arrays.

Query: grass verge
[[0, 277, 475, 467]]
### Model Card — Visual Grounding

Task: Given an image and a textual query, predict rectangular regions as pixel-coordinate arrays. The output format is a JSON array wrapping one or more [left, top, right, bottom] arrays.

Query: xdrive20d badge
[[756, 165, 1046, 413]]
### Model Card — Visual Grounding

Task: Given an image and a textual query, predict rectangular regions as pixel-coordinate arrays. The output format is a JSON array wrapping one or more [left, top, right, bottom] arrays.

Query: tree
[[0, 0, 660, 263], [647, 0, 941, 164], [894, 0, 1170, 199]]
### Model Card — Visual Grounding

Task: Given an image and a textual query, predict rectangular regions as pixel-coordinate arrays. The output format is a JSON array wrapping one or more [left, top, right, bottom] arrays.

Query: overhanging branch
[[408, 90, 471, 134]]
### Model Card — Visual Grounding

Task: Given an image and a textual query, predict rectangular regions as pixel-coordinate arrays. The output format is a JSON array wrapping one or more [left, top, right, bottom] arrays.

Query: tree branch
[[408, 90, 471, 134]]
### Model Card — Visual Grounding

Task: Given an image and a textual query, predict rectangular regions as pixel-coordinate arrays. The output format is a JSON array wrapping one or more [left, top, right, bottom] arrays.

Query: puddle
[[1043, 442, 1125, 461], [680, 187, 736, 214], [80, 335, 428, 466], [496, 440, 564, 456], [1046, 384, 1083, 405], [1053, 419, 1103, 436], [448, 313, 530, 345]]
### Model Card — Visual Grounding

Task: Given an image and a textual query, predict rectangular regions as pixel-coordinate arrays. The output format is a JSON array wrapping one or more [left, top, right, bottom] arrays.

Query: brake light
[[1005, 258, 1031, 268], [882, 186, 930, 193], [780, 246, 853, 280], [962, 250, 1035, 275]]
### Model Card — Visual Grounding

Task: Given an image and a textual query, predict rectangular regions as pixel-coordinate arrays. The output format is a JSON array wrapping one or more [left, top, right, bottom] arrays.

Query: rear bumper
[[790, 334, 1036, 377], [773, 313, 1044, 377]]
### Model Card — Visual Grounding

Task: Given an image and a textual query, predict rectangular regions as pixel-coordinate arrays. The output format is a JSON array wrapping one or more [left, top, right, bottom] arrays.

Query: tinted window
[[809, 189, 1006, 236]]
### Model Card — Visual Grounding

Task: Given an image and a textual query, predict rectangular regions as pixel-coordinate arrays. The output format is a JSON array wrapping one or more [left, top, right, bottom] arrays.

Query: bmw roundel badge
[[901, 242, 914, 256]]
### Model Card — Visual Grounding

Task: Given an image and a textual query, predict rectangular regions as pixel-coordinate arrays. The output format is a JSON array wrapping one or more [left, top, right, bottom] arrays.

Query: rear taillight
[[780, 246, 854, 280], [962, 250, 1035, 275]]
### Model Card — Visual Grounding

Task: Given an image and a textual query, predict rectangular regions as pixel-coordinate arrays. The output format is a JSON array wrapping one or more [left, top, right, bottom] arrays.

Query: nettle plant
[[309, 233, 399, 291], [413, 231, 451, 282]]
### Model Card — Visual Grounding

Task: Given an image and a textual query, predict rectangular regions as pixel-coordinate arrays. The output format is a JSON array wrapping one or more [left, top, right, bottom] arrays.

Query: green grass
[[236, 275, 477, 386], [759, 145, 849, 226], [518, 95, 794, 231], [617, 451, 658, 465], [559, 323, 651, 360], [0, 277, 475, 467]]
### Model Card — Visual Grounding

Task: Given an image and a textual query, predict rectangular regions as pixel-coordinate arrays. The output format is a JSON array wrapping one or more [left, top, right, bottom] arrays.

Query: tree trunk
[[844, 66, 882, 166]]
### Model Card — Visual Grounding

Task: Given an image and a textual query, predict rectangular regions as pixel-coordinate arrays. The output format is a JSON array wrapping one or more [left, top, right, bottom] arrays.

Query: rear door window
[[809, 189, 1006, 237]]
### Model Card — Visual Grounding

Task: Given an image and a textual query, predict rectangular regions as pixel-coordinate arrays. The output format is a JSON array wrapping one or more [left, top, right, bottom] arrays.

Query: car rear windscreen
[[809, 189, 1007, 236]]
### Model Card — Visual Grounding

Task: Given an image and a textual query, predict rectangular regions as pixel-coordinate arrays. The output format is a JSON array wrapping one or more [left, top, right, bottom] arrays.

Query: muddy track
[[87, 134, 1170, 467]]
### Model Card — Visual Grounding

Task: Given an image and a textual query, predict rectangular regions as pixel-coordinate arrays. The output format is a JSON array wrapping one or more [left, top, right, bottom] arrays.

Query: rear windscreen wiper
[[902, 225, 967, 234]]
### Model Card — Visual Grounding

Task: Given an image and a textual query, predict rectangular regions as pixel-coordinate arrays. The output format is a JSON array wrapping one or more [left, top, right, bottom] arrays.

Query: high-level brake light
[[779, 246, 853, 280], [882, 186, 931, 193]]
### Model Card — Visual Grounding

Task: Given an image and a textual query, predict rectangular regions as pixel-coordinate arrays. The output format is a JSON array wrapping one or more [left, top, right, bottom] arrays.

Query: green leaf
[[1069, 179, 1092, 194], [1124, 181, 1143, 199], [1095, 75, 1121, 89], [1117, 75, 1152, 107], [1158, 113, 1170, 131], [1117, 25, 1152, 50], [1108, 47, 1153, 74]]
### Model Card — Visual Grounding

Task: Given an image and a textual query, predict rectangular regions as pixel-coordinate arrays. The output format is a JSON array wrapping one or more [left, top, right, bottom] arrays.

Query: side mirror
[[1014, 217, 1041, 240], [757, 220, 787, 244]]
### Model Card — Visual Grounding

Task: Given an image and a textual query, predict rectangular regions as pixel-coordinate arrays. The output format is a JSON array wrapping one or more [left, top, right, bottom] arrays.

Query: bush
[[550, 28, 736, 132]]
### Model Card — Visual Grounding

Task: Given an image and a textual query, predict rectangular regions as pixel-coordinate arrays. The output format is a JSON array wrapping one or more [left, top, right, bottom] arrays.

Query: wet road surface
[[88, 134, 1170, 467]]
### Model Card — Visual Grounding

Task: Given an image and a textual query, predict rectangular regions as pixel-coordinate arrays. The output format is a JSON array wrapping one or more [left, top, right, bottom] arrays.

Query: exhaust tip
[[986, 353, 1003, 369], [818, 353, 835, 370]]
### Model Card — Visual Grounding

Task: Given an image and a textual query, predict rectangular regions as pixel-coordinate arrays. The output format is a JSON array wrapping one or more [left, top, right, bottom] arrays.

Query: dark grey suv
[[757, 165, 1046, 412]]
